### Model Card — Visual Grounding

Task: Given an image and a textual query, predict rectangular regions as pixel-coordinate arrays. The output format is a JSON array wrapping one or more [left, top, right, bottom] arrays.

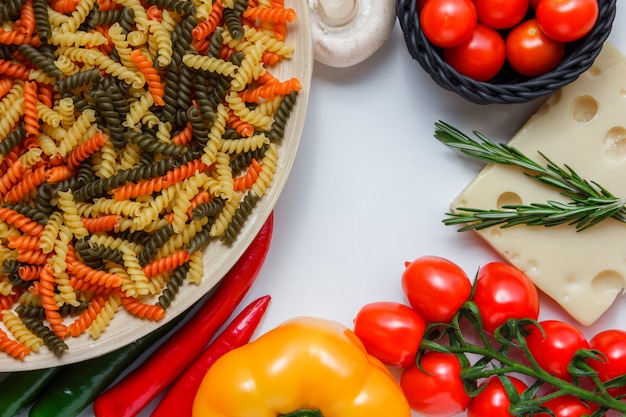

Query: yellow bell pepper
[[192, 316, 411, 417]]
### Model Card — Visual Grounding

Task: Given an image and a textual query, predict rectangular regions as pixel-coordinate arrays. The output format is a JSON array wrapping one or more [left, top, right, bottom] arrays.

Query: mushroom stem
[[317, 0, 358, 26], [309, 0, 396, 68]]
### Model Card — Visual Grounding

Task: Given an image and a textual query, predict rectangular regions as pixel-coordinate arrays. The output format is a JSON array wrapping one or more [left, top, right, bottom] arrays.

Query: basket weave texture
[[397, 0, 617, 105]]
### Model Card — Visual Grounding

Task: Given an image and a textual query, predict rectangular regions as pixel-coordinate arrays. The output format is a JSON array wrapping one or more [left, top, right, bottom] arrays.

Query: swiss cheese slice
[[451, 42, 626, 326]]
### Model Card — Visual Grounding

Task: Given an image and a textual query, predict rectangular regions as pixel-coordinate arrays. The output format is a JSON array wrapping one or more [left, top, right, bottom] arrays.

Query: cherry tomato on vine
[[400, 351, 471, 417], [506, 19, 565, 77], [443, 24, 506, 82], [353, 301, 426, 368], [536, 0, 599, 42], [526, 320, 589, 381], [467, 375, 528, 417], [419, 0, 477, 48], [473, 0, 529, 29], [471, 262, 539, 334], [401, 256, 472, 323], [534, 395, 593, 417], [588, 329, 626, 396]]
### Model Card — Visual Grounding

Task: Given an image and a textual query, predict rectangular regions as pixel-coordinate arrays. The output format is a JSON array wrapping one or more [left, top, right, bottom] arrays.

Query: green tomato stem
[[422, 336, 626, 414], [420, 301, 626, 415]]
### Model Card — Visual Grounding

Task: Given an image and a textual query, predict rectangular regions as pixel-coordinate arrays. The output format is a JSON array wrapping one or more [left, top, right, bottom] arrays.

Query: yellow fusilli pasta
[[56, 191, 89, 240], [88, 294, 121, 340], [187, 250, 204, 285], [2, 310, 43, 352], [252, 142, 279, 197]]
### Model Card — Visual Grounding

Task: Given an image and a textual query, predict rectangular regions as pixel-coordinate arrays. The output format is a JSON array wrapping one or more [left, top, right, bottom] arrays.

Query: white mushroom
[[308, 0, 397, 68]]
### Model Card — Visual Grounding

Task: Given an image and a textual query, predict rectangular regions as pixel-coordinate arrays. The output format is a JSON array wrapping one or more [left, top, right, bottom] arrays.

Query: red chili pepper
[[93, 212, 274, 417], [150, 294, 271, 417]]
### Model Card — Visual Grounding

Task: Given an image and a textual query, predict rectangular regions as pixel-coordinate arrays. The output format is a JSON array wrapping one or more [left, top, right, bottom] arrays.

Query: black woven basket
[[397, 0, 617, 105]]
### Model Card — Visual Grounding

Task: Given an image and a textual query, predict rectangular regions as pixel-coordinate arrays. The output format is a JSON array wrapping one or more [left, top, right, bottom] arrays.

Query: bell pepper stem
[[279, 410, 323, 417]]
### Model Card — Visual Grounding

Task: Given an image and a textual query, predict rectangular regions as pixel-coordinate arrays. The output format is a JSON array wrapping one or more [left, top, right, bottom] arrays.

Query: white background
[[8, 4, 626, 416]]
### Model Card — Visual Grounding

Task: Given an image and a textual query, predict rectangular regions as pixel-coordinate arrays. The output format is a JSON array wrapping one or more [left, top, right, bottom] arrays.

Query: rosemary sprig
[[434, 121, 626, 231], [445, 199, 626, 232]]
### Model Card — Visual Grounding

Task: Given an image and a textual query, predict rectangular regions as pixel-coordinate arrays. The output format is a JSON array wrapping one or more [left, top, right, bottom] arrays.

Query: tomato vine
[[421, 300, 626, 416]]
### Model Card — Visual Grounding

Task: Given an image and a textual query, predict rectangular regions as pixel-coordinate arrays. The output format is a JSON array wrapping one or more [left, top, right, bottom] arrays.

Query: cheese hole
[[525, 260, 539, 276], [591, 269, 625, 300], [561, 276, 578, 302], [570, 95, 598, 123], [546, 89, 562, 106], [603, 126, 626, 162], [587, 65, 602, 77], [488, 192, 521, 240], [496, 191, 522, 209], [536, 91, 562, 115]]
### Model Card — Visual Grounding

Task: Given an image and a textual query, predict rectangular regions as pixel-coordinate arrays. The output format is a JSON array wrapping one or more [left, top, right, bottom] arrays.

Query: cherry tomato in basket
[[506, 18, 566, 77], [353, 301, 426, 368], [400, 351, 472, 417], [534, 395, 593, 417], [473, 0, 529, 29], [588, 329, 626, 396], [401, 256, 471, 323], [471, 262, 539, 334], [536, 0, 599, 42], [525, 320, 589, 381], [443, 23, 506, 82], [467, 375, 528, 417], [419, 0, 477, 48]]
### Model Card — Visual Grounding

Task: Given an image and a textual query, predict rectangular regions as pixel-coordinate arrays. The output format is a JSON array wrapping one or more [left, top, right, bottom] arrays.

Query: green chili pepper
[[0, 366, 60, 417], [27, 308, 190, 417]]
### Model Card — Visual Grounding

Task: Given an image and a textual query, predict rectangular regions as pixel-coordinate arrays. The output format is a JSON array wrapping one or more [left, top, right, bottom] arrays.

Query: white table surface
[[7, 6, 626, 416]]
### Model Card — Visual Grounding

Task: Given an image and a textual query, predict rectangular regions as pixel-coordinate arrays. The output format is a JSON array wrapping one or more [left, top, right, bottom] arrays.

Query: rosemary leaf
[[435, 121, 626, 231]]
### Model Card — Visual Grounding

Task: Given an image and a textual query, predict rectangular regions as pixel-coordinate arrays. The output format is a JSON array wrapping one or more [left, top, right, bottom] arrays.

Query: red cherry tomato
[[400, 352, 471, 417], [473, 0, 529, 29], [420, 0, 477, 48], [471, 262, 539, 334], [536, 0, 599, 42], [525, 320, 589, 381], [506, 18, 565, 77], [534, 395, 593, 417], [467, 375, 528, 417], [443, 23, 506, 82], [401, 256, 472, 323], [588, 329, 626, 396], [353, 301, 426, 368]]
